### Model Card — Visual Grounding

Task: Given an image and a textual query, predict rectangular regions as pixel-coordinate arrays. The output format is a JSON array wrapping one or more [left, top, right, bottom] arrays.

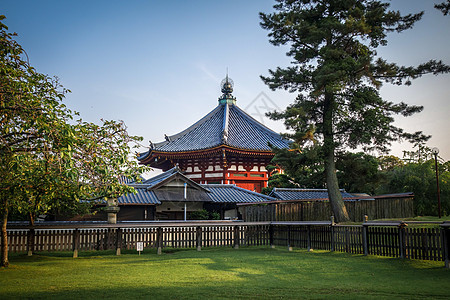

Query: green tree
[[262, 172, 300, 195], [260, 0, 449, 222], [378, 159, 449, 216], [7, 119, 146, 225], [0, 16, 149, 267], [335, 152, 382, 194], [267, 145, 325, 191], [378, 155, 404, 172], [266, 149, 382, 195]]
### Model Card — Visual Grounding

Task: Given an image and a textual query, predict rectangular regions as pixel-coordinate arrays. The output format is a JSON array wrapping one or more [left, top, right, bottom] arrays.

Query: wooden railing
[[2, 221, 450, 268]]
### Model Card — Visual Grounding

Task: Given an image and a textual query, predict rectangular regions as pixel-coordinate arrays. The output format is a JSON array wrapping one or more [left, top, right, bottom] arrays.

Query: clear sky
[[3, 0, 450, 166]]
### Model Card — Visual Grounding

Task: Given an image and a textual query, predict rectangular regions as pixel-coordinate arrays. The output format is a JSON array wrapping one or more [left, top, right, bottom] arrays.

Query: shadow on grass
[[2, 247, 449, 299], [0, 284, 376, 300], [9, 245, 447, 271]]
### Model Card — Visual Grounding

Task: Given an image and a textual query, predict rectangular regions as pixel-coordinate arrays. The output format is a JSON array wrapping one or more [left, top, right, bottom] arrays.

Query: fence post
[[72, 229, 80, 258], [157, 227, 163, 255], [106, 228, 113, 250], [196, 226, 202, 251], [269, 224, 275, 248], [330, 216, 335, 252], [345, 227, 350, 253], [27, 228, 35, 256], [307, 225, 312, 252], [287, 225, 292, 251], [441, 225, 449, 268], [362, 215, 369, 256], [116, 228, 122, 256], [398, 222, 407, 259], [233, 226, 240, 249]]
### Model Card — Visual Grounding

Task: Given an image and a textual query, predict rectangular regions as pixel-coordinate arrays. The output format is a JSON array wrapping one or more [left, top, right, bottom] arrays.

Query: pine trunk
[[323, 93, 349, 223], [1, 203, 8, 268], [324, 151, 349, 223]]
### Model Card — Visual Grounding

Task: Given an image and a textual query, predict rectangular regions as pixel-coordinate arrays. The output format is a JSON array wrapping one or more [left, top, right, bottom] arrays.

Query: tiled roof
[[269, 188, 354, 201], [119, 175, 145, 185], [204, 184, 276, 203], [118, 186, 160, 205], [141, 166, 209, 192], [227, 105, 289, 150], [141, 167, 180, 187], [138, 102, 290, 157], [117, 168, 275, 205]]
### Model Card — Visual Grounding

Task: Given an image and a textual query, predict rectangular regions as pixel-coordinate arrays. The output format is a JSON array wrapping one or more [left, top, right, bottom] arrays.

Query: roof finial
[[218, 71, 236, 105]]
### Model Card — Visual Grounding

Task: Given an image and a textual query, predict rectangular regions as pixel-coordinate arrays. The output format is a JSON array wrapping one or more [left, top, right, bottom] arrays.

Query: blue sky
[[3, 0, 450, 164]]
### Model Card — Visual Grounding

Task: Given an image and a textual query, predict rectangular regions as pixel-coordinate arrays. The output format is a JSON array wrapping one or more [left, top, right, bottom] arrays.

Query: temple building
[[65, 166, 277, 221], [138, 76, 290, 193]]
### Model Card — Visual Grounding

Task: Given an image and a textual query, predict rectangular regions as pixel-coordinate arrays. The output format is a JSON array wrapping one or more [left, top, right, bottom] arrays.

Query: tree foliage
[[435, 0, 450, 16], [267, 145, 325, 190], [0, 15, 150, 267], [266, 149, 382, 195], [378, 155, 404, 172], [260, 0, 449, 221], [335, 152, 382, 194], [378, 159, 450, 216], [265, 148, 449, 217]]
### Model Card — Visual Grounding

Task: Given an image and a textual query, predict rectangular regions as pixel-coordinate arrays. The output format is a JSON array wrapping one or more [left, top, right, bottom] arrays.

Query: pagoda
[[138, 76, 290, 193]]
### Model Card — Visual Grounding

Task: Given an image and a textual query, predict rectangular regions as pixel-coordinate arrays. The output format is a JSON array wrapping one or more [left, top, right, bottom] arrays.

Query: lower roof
[[117, 168, 276, 205], [269, 188, 354, 201], [117, 184, 276, 205]]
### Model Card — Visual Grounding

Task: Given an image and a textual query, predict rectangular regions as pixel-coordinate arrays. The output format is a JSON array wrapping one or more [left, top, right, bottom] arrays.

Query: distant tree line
[[264, 146, 449, 216]]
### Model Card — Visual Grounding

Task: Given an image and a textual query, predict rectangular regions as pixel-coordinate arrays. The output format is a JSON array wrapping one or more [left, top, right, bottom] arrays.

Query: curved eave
[[139, 145, 276, 165]]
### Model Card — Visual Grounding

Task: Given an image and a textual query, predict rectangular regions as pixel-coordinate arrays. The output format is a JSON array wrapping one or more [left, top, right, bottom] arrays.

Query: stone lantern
[[105, 198, 120, 224]]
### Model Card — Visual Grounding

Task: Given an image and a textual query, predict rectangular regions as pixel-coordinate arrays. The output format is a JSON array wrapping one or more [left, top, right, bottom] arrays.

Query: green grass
[[375, 216, 450, 222], [339, 216, 450, 226], [372, 216, 450, 227], [397, 216, 450, 222], [1, 247, 449, 299]]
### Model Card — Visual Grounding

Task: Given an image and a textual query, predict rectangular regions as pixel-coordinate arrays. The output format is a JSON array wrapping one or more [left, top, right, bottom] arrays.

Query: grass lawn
[[379, 216, 450, 222], [1, 247, 449, 299]]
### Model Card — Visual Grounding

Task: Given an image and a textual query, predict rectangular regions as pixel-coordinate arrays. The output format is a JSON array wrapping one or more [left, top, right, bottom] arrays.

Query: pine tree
[[260, 0, 449, 222]]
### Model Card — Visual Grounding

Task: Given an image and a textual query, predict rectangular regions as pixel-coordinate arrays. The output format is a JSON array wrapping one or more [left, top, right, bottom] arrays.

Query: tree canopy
[[0, 15, 149, 267], [265, 148, 450, 217], [260, 0, 449, 222]]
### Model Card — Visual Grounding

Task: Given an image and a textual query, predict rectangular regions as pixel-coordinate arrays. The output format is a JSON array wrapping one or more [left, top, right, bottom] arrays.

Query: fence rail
[[2, 221, 449, 268]]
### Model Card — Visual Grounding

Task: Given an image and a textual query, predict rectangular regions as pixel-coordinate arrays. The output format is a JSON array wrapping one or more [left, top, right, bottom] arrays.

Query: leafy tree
[[266, 149, 383, 195], [268, 144, 325, 190], [189, 209, 210, 220], [189, 209, 221, 220], [7, 119, 146, 225], [262, 173, 300, 195], [0, 16, 149, 267], [378, 159, 449, 216], [260, 0, 449, 221], [0, 15, 74, 267], [335, 152, 382, 194], [378, 155, 404, 172]]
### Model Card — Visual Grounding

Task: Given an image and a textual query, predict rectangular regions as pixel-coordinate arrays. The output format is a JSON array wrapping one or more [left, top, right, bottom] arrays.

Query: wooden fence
[[3, 222, 270, 255], [2, 221, 449, 268], [240, 195, 414, 222]]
